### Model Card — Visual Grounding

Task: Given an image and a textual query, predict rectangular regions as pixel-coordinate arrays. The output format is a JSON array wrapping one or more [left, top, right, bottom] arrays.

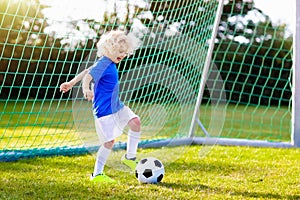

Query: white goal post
[[292, 0, 300, 147], [186, 0, 299, 148]]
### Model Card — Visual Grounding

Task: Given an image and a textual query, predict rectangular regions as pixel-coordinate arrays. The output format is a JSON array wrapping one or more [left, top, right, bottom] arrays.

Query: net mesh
[[0, 0, 293, 161], [197, 0, 292, 142]]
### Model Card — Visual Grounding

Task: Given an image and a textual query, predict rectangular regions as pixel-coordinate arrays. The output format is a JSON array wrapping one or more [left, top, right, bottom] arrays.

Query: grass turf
[[0, 101, 291, 150], [0, 145, 299, 199]]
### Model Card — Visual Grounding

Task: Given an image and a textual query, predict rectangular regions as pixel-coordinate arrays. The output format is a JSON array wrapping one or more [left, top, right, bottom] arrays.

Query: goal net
[[0, 0, 295, 161]]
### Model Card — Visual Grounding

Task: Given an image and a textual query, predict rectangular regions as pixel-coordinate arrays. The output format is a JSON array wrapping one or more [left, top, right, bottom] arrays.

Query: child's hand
[[60, 82, 73, 93], [83, 89, 94, 101]]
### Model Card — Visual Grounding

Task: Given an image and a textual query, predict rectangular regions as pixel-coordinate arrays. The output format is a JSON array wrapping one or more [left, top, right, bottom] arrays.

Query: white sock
[[126, 130, 141, 159], [93, 145, 111, 176]]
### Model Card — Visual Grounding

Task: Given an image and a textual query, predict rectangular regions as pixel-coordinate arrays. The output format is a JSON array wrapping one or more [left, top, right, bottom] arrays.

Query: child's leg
[[126, 117, 141, 159], [93, 140, 114, 176]]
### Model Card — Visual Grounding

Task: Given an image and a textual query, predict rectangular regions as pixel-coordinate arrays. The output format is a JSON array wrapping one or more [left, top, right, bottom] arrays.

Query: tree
[[0, 0, 64, 99], [145, 0, 292, 105], [0, 0, 292, 104], [213, 0, 292, 105]]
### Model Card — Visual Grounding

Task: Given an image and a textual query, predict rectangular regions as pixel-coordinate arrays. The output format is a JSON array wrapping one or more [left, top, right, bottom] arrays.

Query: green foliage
[[0, 146, 299, 199], [211, 0, 292, 105], [0, 0, 64, 99], [0, 0, 293, 103]]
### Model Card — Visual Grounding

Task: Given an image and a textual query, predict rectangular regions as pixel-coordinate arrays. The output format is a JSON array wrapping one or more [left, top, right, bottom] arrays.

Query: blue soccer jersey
[[89, 56, 124, 118]]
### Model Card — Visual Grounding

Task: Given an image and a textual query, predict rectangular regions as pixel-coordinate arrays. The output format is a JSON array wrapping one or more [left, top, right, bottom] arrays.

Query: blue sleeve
[[89, 61, 105, 83]]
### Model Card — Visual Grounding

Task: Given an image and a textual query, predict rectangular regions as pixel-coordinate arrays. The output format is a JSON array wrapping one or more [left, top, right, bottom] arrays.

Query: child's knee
[[104, 140, 115, 149], [129, 117, 141, 132]]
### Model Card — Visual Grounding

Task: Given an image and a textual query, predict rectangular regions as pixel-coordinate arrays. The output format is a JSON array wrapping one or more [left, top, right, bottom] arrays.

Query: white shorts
[[94, 106, 139, 143]]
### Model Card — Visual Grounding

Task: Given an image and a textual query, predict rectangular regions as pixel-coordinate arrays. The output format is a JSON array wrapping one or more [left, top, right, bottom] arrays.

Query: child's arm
[[60, 68, 91, 93], [82, 73, 94, 101]]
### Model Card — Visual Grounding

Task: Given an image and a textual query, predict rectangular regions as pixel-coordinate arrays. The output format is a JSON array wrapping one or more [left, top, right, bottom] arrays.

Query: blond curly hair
[[96, 30, 141, 58]]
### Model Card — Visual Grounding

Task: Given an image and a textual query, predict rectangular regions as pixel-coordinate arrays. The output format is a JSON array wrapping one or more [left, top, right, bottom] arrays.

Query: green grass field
[[1, 101, 297, 199], [1, 145, 299, 199]]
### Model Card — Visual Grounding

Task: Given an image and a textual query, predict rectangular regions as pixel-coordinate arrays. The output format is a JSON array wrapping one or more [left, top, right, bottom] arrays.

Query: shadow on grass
[[160, 181, 210, 190], [229, 190, 300, 200], [159, 181, 300, 200], [159, 160, 300, 199]]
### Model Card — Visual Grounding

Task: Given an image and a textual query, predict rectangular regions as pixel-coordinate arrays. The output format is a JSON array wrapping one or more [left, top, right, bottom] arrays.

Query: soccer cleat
[[90, 173, 116, 183], [121, 154, 138, 171]]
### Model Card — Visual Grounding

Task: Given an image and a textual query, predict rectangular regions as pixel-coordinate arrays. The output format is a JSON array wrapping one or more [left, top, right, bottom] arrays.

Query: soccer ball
[[135, 157, 164, 184]]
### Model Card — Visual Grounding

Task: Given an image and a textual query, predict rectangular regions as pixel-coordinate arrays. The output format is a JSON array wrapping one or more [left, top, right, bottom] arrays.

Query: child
[[60, 30, 141, 183]]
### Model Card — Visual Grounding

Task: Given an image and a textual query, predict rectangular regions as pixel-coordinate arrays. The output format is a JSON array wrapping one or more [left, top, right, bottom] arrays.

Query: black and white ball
[[135, 157, 164, 184]]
